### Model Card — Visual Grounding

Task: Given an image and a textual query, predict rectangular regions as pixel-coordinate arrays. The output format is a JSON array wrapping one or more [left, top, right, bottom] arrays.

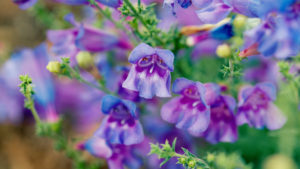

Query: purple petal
[[264, 103, 286, 130], [156, 49, 175, 71], [256, 82, 276, 101], [172, 78, 195, 94], [122, 121, 144, 145], [84, 137, 112, 158], [196, 3, 232, 24], [192, 0, 213, 8], [128, 43, 156, 63], [204, 83, 221, 105], [161, 97, 182, 123], [122, 65, 172, 99]]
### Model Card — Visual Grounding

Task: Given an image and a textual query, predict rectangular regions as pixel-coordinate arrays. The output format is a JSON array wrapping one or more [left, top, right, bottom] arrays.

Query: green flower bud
[[178, 157, 186, 164], [188, 160, 196, 168], [207, 153, 215, 162], [216, 44, 231, 58], [46, 61, 61, 74], [233, 15, 247, 29], [76, 51, 94, 69], [263, 154, 296, 169]]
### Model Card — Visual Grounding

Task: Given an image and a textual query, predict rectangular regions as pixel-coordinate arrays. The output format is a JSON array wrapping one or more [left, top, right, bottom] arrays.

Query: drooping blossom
[[241, 3, 300, 59], [80, 136, 149, 169], [122, 43, 174, 99], [161, 78, 210, 136], [94, 95, 144, 145], [47, 13, 131, 59], [13, 0, 37, 9], [237, 83, 286, 130], [202, 83, 238, 144]]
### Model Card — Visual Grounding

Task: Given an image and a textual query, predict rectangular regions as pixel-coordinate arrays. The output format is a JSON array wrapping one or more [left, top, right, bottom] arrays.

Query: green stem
[[89, 0, 139, 45], [67, 64, 114, 95], [122, 0, 164, 46], [28, 100, 41, 124]]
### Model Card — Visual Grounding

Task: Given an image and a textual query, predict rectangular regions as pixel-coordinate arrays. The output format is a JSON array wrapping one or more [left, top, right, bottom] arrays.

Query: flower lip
[[183, 85, 201, 99], [101, 95, 137, 118], [137, 54, 169, 71], [128, 43, 174, 71]]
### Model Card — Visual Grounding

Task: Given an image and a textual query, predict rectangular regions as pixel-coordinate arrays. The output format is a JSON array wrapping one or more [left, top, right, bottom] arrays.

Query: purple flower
[[94, 95, 144, 145], [122, 43, 174, 99], [52, 0, 122, 8], [47, 13, 131, 59], [202, 83, 238, 144], [13, 0, 37, 9], [81, 137, 147, 169], [237, 83, 286, 130], [0, 43, 57, 123], [241, 3, 300, 59], [161, 78, 210, 136]]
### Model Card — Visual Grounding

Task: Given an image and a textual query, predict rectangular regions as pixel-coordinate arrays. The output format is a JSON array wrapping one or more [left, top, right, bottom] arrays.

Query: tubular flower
[[237, 83, 286, 130], [13, 0, 37, 9], [161, 78, 210, 137], [47, 13, 131, 59], [94, 95, 144, 145], [242, 2, 300, 59], [122, 43, 174, 99], [202, 83, 238, 144], [81, 137, 146, 169]]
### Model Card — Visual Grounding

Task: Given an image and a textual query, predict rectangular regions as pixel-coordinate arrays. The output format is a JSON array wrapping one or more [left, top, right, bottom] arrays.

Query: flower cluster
[[3, 0, 300, 169]]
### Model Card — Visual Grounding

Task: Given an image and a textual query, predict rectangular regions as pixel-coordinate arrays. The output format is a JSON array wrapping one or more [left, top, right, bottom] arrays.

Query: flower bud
[[263, 154, 296, 169], [233, 15, 247, 29], [178, 157, 186, 164], [76, 51, 94, 69], [188, 160, 196, 168], [216, 44, 231, 58], [46, 61, 61, 74], [207, 153, 215, 162]]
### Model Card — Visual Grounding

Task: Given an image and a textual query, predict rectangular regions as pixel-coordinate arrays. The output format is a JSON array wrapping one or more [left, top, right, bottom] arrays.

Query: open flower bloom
[[94, 95, 144, 145], [81, 137, 145, 169], [237, 83, 286, 130], [161, 78, 210, 136], [13, 0, 37, 9], [202, 83, 238, 144], [122, 43, 174, 99]]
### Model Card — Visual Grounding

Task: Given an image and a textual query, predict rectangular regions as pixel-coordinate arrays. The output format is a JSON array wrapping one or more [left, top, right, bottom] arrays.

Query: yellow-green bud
[[188, 160, 196, 168], [46, 61, 61, 74], [206, 153, 215, 162], [178, 157, 186, 164], [263, 154, 296, 169], [216, 44, 231, 58], [233, 15, 247, 29], [76, 51, 94, 69]]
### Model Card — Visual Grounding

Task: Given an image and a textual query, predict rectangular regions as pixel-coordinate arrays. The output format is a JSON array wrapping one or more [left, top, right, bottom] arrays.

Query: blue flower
[[94, 95, 144, 145]]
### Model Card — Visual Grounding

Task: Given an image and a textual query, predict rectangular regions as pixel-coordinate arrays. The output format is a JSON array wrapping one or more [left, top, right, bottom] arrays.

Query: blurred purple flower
[[13, 0, 37, 9], [241, 2, 300, 58], [161, 78, 210, 136], [122, 43, 174, 99], [237, 83, 286, 130], [94, 95, 144, 145], [47, 13, 132, 59], [0, 43, 57, 123], [52, 0, 122, 8], [81, 137, 148, 169]]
